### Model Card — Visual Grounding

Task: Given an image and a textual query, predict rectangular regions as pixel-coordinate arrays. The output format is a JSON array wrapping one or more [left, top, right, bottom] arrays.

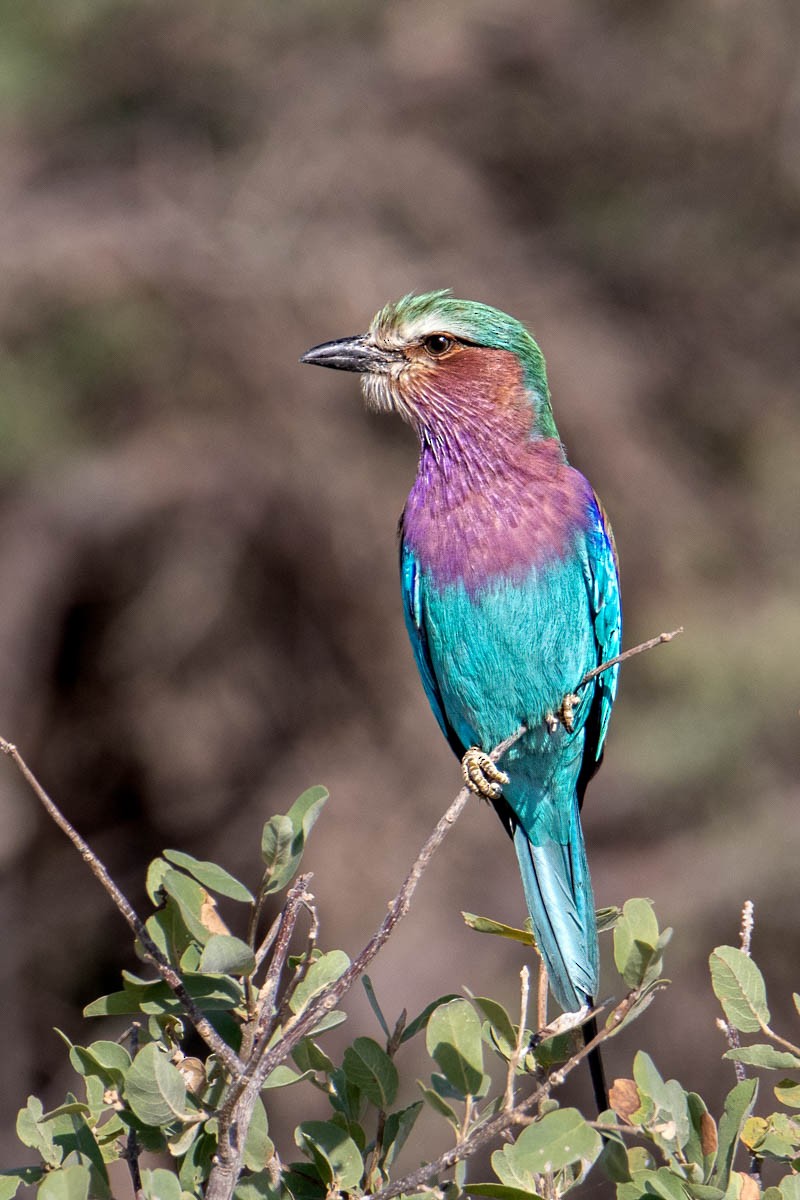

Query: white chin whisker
[[361, 372, 413, 420]]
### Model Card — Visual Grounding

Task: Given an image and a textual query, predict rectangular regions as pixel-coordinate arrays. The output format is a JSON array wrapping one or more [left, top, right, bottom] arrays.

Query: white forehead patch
[[369, 305, 476, 351]]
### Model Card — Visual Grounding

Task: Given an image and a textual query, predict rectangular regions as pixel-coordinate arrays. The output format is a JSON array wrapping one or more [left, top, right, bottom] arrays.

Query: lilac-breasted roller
[[302, 292, 621, 1095]]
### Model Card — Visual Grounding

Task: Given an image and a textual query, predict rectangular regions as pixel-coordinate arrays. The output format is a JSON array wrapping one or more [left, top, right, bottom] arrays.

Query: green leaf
[[474, 996, 518, 1060], [84, 970, 243, 1018], [327, 1068, 364, 1124], [342, 1037, 398, 1108], [16, 1096, 61, 1166], [178, 1129, 216, 1192], [381, 1101, 423, 1168], [261, 788, 329, 895], [282, 1164, 326, 1200], [426, 998, 484, 1097], [606, 978, 672, 1041], [614, 899, 665, 988], [431, 1071, 472, 1101], [616, 1150, 669, 1200], [596, 905, 622, 933], [293, 1039, 334, 1076], [0, 1169, 43, 1200], [159, 868, 215, 944], [709, 946, 770, 1033], [632, 1051, 671, 1123], [166, 1121, 202, 1157], [622, 898, 658, 945], [685, 1092, 718, 1180], [663, 1078, 691, 1151], [243, 1099, 274, 1172], [531, 1032, 572, 1069], [140, 1169, 182, 1200], [287, 785, 329, 841], [198, 934, 256, 977], [775, 1078, 800, 1108], [598, 1136, 632, 1184], [261, 815, 296, 894], [37, 1166, 91, 1200], [145, 856, 171, 904], [724, 1044, 800, 1070], [492, 1108, 602, 1187], [710, 1077, 758, 1190], [644, 1167, 691, 1200], [295, 1120, 363, 1191], [778, 1177, 800, 1200], [234, 1171, 285, 1200], [289, 950, 350, 1013], [742, 1112, 800, 1161], [462, 912, 536, 945], [143, 903, 196, 965], [162, 850, 254, 903], [417, 1082, 458, 1127], [41, 1099, 110, 1198], [124, 1043, 188, 1127], [69, 1040, 131, 1088], [262, 1064, 316, 1089], [400, 994, 461, 1044], [361, 975, 391, 1039]]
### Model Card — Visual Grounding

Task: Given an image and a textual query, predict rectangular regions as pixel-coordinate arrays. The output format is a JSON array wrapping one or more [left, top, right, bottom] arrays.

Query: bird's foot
[[545, 692, 581, 735], [461, 747, 509, 800]]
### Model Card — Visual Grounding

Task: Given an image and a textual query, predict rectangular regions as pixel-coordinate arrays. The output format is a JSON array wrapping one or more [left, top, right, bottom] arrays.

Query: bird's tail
[[512, 799, 598, 1015]]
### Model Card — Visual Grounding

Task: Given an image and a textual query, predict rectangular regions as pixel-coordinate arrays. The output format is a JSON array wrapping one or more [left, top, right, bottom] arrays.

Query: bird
[[301, 291, 621, 1106]]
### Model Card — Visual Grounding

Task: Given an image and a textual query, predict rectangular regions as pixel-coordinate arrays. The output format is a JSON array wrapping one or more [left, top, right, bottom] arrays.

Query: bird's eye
[[422, 334, 454, 357]]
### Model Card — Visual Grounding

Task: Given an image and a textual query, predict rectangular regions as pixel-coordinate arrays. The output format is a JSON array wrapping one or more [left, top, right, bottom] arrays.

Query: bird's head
[[301, 291, 558, 445]]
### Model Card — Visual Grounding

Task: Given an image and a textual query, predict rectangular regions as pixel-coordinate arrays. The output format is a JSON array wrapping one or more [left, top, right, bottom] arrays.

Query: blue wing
[[399, 532, 466, 760], [576, 493, 621, 799]]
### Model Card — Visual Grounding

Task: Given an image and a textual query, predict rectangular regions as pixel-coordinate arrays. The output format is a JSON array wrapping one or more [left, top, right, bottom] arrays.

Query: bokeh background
[[1, 0, 798, 1177]]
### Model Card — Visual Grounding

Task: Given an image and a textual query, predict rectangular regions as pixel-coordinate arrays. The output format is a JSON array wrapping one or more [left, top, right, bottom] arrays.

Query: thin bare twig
[[504, 966, 530, 1111], [255, 876, 314, 1037], [272, 895, 320, 1032], [537, 959, 549, 1032], [227, 874, 314, 1105], [0, 738, 244, 1079], [758, 1021, 800, 1060], [716, 1018, 747, 1083], [254, 910, 283, 972], [576, 627, 684, 691]]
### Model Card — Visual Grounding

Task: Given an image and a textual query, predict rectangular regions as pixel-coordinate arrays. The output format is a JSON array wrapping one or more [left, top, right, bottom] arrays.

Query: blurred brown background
[[1, 0, 798, 1172]]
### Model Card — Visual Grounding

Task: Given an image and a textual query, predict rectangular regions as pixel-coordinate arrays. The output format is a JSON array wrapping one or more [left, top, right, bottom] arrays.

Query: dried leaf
[[609, 1078, 640, 1122], [701, 1112, 718, 1156]]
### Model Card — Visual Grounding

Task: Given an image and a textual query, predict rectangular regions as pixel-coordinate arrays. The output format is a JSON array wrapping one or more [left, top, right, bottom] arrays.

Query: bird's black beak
[[300, 335, 396, 373]]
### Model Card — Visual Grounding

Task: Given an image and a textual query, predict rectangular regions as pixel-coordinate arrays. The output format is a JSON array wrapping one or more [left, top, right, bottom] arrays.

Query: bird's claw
[[461, 747, 509, 800], [545, 692, 581, 735]]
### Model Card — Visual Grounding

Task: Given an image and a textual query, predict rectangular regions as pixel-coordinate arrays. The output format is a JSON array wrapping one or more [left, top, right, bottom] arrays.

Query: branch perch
[[576, 627, 684, 690]]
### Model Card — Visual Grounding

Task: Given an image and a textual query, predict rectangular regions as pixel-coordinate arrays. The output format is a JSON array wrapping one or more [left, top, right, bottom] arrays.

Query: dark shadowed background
[[1, 0, 798, 1175]]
